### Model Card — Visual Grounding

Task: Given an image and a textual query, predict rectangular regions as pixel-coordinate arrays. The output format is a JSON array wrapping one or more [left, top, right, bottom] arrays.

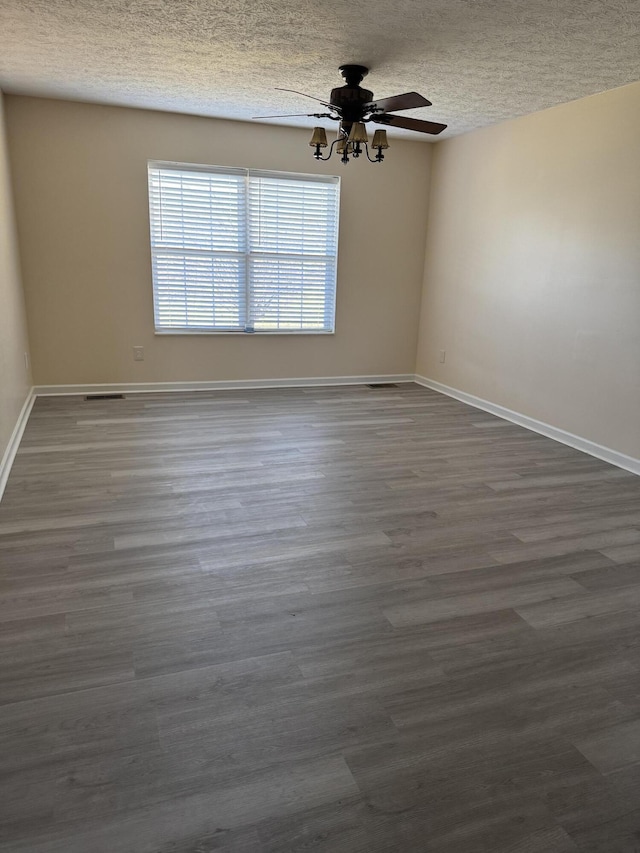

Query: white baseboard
[[17, 374, 639, 485], [0, 388, 35, 502], [414, 375, 640, 477], [34, 374, 414, 396]]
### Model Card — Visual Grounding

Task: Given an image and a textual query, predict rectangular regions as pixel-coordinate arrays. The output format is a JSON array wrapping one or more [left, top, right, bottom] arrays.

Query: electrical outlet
[[438, 350, 446, 364], [24, 351, 29, 371], [133, 346, 145, 362]]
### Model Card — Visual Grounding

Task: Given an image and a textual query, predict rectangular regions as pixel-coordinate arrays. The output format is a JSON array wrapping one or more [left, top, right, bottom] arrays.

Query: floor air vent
[[366, 383, 398, 389], [84, 394, 125, 400]]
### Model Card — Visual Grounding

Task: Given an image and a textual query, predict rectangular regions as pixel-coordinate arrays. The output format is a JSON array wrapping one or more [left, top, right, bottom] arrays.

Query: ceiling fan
[[253, 65, 447, 164]]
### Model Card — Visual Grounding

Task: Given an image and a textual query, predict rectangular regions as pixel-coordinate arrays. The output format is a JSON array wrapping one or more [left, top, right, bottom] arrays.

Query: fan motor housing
[[330, 85, 373, 123], [330, 64, 372, 124]]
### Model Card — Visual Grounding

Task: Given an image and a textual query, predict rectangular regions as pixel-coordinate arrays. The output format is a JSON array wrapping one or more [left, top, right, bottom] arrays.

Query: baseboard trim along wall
[[0, 388, 35, 502], [6, 376, 637, 502], [33, 374, 415, 396], [414, 375, 640, 477]]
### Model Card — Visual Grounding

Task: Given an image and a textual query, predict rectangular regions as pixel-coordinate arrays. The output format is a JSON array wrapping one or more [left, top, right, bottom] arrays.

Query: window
[[147, 162, 340, 333]]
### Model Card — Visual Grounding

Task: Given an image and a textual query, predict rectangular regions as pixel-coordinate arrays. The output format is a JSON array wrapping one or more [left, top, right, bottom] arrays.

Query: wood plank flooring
[[1, 383, 640, 852]]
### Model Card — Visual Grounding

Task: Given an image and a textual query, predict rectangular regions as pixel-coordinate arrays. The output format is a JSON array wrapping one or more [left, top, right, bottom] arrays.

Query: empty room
[[1, 1, 640, 850]]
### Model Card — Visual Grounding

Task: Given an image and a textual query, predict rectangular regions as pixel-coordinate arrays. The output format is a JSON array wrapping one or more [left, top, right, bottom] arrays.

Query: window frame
[[147, 160, 341, 336]]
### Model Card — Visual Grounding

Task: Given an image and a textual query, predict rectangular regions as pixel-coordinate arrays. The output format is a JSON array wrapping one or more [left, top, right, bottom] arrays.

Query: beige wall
[[0, 91, 31, 467], [5, 96, 431, 386], [416, 81, 640, 460]]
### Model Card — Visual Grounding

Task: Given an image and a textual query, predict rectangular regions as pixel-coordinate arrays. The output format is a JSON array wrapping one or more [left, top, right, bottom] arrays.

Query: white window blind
[[148, 162, 340, 333]]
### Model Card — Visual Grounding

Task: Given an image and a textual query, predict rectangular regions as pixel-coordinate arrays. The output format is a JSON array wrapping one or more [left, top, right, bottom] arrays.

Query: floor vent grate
[[366, 383, 398, 389], [84, 394, 125, 401]]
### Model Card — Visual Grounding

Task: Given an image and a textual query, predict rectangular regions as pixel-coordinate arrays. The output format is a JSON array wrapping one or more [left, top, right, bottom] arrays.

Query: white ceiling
[[1, 0, 639, 140]]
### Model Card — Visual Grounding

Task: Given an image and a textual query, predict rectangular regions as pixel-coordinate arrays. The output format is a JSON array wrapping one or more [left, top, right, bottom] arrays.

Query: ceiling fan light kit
[[310, 121, 388, 164], [258, 65, 447, 166]]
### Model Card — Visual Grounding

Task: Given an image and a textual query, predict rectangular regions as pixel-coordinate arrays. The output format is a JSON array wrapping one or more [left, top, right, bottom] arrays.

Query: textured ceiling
[[1, 0, 639, 140]]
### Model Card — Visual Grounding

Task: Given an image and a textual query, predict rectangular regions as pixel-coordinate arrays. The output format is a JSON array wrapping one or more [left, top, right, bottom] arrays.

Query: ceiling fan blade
[[364, 92, 432, 114], [274, 88, 340, 111], [252, 112, 334, 119], [372, 114, 447, 135]]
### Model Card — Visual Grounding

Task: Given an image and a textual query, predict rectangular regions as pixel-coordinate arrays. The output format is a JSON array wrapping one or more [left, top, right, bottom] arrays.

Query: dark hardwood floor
[[1, 383, 639, 852]]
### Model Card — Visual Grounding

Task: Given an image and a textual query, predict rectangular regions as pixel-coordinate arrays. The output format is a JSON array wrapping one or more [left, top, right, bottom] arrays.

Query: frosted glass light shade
[[309, 127, 328, 147], [372, 129, 389, 149]]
